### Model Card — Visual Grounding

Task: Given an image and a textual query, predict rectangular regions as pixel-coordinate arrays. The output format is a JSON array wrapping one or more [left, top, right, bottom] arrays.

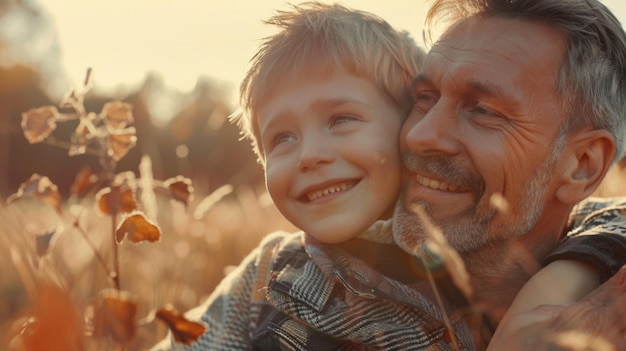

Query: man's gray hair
[[425, 0, 626, 162]]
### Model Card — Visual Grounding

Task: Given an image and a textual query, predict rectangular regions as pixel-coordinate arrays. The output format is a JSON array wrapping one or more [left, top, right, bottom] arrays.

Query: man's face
[[394, 17, 570, 253], [258, 69, 404, 243]]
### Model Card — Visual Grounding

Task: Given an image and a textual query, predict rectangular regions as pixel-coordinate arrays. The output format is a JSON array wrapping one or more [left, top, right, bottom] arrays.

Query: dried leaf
[[70, 166, 98, 197], [8, 174, 62, 214], [96, 188, 114, 215], [15, 283, 84, 351], [21, 106, 59, 144], [115, 211, 161, 243], [107, 127, 137, 161], [101, 101, 134, 130], [96, 185, 137, 215], [164, 176, 194, 206], [92, 289, 138, 345], [118, 185, 138, 213], [155, 305, 206, 346]]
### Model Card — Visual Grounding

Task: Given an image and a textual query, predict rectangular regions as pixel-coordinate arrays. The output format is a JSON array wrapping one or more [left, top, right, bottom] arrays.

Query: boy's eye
[[274, 133, 296, 145], [263, 130, 296, 152], [330, 114, 357, 127]]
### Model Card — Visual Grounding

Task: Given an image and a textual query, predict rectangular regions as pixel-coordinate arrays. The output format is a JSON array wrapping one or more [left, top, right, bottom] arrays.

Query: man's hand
[[487, 265, 626, 351]]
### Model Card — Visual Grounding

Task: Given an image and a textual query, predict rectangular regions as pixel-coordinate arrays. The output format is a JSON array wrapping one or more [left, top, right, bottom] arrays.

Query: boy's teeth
[[307, 182, 353, 201], [416, 175, 460, 192]]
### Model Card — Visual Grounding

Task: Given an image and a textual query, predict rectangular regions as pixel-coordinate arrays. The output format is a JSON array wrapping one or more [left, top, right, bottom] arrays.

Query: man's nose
[[403, 103, 461, 156], [298, 134, 335, 172]]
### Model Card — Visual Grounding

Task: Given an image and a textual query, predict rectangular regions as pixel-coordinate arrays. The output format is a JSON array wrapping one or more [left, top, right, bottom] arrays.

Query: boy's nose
[[298, 136, 334, 172]]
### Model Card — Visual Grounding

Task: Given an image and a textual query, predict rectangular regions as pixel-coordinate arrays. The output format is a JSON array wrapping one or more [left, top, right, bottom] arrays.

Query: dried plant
[[5, 70, 208, 349]]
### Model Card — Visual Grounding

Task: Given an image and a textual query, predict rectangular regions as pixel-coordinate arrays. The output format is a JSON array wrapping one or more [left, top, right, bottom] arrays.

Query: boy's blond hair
[[230, 1, 425, 163]]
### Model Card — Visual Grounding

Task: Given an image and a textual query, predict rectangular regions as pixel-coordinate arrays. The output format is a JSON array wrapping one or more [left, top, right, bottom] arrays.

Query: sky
[[36, 0, 626, 100], [42, 0, 428, 98]]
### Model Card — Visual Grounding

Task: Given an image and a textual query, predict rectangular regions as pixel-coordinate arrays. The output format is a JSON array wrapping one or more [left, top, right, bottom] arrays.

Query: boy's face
[[257, 69, 404, 243]]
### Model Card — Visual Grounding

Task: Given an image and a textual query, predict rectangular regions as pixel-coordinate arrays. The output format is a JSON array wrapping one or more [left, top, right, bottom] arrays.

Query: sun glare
[[43, 0, 430, 97]]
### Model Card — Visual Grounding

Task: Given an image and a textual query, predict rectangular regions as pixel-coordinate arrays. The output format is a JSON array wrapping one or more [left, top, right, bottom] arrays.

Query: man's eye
[[468, 104, 500, 117], [412, 91, 438, 112]]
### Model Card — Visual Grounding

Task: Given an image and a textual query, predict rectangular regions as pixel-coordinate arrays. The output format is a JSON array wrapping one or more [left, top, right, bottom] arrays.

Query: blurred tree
[[151, 78, 262, 194], [0, 0, 264, 198]]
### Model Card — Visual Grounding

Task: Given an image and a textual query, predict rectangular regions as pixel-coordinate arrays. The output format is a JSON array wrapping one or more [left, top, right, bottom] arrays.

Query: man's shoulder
[[568, 196, 626, 229]]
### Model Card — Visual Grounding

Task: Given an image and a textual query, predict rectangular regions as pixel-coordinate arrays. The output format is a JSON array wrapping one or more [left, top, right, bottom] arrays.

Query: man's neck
[[464, 243, 539, 322], [463, 216, 568, 324]]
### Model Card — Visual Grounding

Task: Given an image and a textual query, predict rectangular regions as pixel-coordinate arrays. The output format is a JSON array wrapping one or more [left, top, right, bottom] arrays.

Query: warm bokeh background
[[2, 0, 626, 350]]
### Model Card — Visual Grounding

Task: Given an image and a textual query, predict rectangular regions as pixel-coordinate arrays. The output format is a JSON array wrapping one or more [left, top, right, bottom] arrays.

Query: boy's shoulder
[[257, 230, 305, 259], [258, 229, 303, 248], [255, 230, 308, 277]]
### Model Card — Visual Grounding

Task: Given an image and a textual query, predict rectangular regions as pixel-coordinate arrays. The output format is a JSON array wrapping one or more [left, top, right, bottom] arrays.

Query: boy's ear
[[555, 129, 615, 204]]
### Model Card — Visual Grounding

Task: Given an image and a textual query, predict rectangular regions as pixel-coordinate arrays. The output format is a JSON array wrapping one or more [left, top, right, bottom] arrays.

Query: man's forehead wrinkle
[[427, 43, 517, 82], [438, 36, 527, 62], [425, 45, 454, 73], [496, 35, 535, 59]]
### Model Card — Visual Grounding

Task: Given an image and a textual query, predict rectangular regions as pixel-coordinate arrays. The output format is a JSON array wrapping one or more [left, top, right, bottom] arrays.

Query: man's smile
[[415, 174, 464, 192]]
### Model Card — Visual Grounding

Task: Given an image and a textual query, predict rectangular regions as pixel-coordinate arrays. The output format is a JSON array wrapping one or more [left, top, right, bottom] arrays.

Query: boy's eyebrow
[[311, 97, 370, 111], [260, 98, 355, 127], [261, 96, 370, 135]]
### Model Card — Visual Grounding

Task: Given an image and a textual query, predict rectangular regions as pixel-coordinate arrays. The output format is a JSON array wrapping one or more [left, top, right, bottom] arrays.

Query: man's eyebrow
[[413, 73, 519, 105], [466, 79, 522, 109], [466, 80, 507, 100]]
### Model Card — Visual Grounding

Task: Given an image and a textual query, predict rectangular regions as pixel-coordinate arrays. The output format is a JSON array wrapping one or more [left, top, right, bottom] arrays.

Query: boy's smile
[[257, 68, 405, 243], [301, 180, 357, 203]]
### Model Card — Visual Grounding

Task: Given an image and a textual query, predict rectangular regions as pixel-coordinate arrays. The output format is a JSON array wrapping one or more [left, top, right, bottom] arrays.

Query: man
[[488, 266, 626, 350], [393, 0, 626, 347], [154, 1, 626, 350], [395, 0, 626, 321]]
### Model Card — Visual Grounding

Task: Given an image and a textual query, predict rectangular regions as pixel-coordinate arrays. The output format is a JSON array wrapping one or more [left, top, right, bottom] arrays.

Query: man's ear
[[555, 129, 615, 204]]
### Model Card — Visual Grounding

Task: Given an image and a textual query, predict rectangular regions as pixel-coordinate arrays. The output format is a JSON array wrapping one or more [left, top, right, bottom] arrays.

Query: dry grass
[[0, 179, 296, 350], [0, 69, 301, 350], [7, 68, 624, 350]]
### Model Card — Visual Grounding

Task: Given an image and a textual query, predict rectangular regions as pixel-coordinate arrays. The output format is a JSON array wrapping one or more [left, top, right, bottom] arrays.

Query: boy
[[152, 5, 424, 347], [153, 2, 626, 350]]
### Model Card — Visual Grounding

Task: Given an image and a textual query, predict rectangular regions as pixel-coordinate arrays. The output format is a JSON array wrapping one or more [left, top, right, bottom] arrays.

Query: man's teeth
[[416, 175, 460, 192], [307, 182, 353, 201]]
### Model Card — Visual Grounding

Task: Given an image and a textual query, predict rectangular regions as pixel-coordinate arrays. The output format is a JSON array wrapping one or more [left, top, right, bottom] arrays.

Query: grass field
[[0, 175, 297, 349]]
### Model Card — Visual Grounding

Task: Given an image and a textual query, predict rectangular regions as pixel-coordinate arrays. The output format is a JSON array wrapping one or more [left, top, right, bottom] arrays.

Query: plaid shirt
[[151, 197, 626, 351]]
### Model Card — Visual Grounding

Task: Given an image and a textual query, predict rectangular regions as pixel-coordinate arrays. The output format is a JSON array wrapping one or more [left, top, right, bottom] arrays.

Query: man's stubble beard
[[392, 136, 564, 259]]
